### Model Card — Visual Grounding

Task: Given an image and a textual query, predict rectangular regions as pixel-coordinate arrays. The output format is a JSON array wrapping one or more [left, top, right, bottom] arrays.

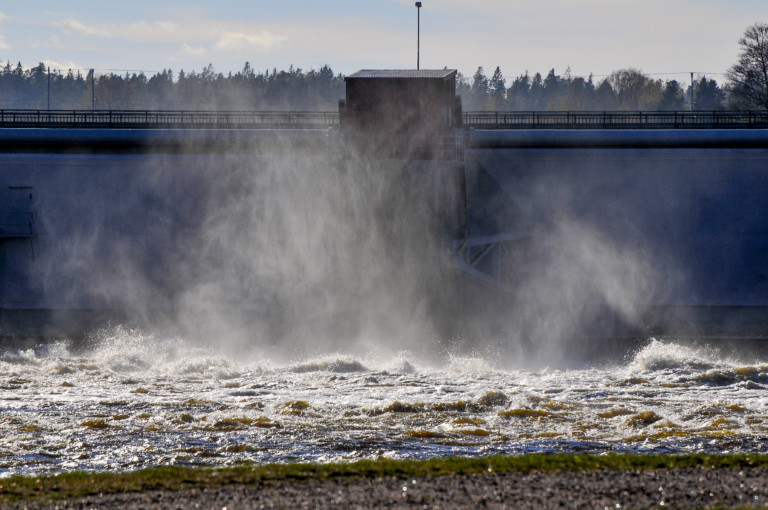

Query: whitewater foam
[[2, 329, 768, 477]]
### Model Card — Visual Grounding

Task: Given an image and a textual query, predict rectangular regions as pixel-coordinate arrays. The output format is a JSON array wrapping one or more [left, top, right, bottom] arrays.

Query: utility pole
[[690, 72, 694, 111], [91, 69, 95, 110], [415, 2, 422, 70], [47, 67, 50, 110]]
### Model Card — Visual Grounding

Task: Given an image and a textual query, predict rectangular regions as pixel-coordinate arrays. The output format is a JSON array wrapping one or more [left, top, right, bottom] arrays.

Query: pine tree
[[489, 66, 506, 109]]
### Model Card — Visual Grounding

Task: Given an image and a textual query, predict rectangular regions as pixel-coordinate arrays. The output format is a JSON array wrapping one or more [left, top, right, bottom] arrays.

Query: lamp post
[[415, 2, 422, 70], [690, 72, 695, 111]]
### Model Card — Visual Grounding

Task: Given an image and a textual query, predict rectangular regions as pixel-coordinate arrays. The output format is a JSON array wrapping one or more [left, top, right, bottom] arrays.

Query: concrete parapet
[[469, 128, 768, 149]]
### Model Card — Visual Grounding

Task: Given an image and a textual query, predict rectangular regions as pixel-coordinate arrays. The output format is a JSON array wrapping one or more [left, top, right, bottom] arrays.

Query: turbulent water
[[1, 328, 768, 478]]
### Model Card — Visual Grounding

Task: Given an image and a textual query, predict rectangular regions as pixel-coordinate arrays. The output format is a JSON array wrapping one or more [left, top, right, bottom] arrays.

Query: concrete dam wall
[[0, 129, 329, 339], [0, 128, 463, 347], [465, 129, 768, 337], [1, 124, 768, 344]]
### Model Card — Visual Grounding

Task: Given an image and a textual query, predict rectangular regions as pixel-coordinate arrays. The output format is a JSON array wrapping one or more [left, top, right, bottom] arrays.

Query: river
[[1, 327, 767, 477]]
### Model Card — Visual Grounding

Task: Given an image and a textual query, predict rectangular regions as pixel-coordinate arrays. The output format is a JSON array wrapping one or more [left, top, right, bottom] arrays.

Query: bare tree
[[727, 23, 768, 110]]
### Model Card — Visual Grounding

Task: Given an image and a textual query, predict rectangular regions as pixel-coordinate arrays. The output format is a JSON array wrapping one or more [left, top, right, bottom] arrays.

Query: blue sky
[[0, 1, 765, 85]]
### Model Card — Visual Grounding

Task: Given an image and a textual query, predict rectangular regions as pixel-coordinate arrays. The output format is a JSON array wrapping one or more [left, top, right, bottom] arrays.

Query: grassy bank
[[3, 453, 768, 503]]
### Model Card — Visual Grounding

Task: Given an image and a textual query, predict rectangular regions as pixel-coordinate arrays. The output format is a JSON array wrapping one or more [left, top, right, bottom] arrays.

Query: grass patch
[[3, 453, 768, 503]]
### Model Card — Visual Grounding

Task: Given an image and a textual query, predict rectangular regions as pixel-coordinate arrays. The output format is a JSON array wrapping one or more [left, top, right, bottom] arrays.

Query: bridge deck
[[464, 111, 768, 129], [0, 110, 767, 130], [0, 110, 340, 130]]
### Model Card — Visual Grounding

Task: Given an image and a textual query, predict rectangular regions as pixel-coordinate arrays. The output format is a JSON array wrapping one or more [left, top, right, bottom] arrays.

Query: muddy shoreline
[[8, 465, 768, 509]]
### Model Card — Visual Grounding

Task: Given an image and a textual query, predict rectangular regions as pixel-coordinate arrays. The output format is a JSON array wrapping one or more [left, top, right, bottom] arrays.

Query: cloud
[[181, 43, 207, 56], [0, 11, 7, 49], [43, 59, 81, 72], [127, 20, 179, 39], [47, 14, 286, 54], [214, 31, 286, 51], [52, 17, 182, 42], [54, 18, 111, 37], [32, 36, 64, 49]]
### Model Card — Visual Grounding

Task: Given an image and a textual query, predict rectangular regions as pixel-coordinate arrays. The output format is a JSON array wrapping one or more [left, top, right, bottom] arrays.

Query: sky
[[0, 1, 766, 85]]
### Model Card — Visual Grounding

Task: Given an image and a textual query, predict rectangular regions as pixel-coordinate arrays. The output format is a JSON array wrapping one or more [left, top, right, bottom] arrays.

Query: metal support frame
[[435, 134, 464, 162], [449, 231, 529, 293]]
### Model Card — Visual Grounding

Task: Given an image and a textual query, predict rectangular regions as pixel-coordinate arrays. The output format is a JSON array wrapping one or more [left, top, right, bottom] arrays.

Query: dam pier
[[1, 70, 768, 346]]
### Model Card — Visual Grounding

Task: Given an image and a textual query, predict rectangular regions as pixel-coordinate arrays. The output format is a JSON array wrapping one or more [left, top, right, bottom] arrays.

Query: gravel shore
[[8, 465, 768, 509]]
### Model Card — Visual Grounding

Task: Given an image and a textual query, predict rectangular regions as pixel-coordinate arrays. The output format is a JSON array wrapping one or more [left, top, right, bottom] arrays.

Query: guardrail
[[1, 109, 767, 130], [0, 110, 340, 129], [463, 111, 768, 129]]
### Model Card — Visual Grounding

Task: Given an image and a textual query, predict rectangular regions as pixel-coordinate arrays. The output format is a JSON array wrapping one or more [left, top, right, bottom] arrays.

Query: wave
[[289, 357, 369, 373], [626, 338, 721, 373]]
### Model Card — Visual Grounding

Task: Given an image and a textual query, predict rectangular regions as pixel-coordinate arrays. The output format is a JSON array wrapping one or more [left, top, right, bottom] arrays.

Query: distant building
[[343, 69, 459, 159]]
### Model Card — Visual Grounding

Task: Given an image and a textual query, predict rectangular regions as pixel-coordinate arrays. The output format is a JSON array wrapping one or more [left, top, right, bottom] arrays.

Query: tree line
[[1, 22, 767, 111], [0, 62, 346, 110], [458, 66, 727, 111], [0, 61, 727, 112], [466, 22, 768, 111]]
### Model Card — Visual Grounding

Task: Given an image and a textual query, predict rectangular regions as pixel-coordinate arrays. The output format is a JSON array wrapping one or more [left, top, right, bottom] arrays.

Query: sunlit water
[[2, 328, 768, 478]]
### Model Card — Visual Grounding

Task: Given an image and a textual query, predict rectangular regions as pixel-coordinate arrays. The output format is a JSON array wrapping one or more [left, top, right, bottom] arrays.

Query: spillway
[[2, 71, 768, 479], [1, 73, 768, 348]]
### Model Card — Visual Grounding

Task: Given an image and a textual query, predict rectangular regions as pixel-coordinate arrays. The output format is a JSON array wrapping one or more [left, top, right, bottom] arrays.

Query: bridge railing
[[1, 109, 768, 129], [0, 110, 340, 129], [462, 111, 768, 129]]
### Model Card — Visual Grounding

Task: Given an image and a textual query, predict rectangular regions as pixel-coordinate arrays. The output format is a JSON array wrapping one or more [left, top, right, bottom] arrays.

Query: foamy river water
[[1, 328, 767, 478]]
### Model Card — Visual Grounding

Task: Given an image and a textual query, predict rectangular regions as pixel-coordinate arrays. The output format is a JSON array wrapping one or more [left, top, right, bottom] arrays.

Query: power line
[[55, 68, 164, 75], [93, 68, 163, 74], [2, 64, 165, 76], [498, 70, 728, 83], [585, 72, 726, 78]]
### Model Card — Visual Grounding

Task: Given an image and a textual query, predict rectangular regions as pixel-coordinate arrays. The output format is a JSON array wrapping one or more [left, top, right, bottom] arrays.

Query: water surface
[[1, 329, 767, 477]]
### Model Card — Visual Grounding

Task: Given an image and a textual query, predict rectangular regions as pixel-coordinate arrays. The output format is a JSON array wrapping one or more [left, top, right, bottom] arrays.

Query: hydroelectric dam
[[2, 69, 768, 351]]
